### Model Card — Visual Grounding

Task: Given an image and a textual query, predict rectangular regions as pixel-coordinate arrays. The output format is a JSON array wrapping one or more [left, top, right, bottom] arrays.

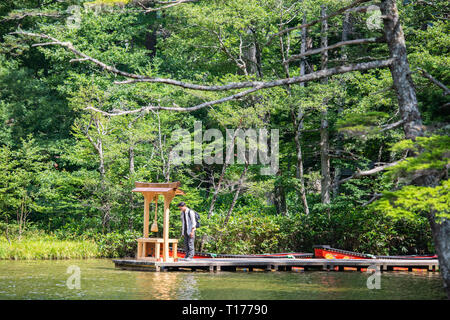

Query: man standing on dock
[[178, 202, 196, 260]]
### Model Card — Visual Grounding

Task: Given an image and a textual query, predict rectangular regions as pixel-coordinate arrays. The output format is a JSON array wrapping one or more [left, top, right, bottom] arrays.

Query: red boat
[[210, 252, 313, 259], [313, 245, 438, 260], [171, 245, 437, 262], [172, 249, 313, 259], [172, 249, 211, 259], [313, 245, 373, 259], [312, 245, 438, 272]]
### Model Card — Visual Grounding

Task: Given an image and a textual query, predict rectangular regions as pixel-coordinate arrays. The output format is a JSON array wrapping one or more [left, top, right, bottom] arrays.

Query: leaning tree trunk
[[380, 0, 423, 141], [381, 0, 449, 298], [429, 213, 450, 299]]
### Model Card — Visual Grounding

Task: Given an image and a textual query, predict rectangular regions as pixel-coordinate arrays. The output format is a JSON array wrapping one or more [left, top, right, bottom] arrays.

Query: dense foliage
[[0, 0, 448, 258]]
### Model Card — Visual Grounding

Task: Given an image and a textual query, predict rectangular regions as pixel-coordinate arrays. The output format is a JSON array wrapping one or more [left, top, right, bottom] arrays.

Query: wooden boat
[[172, 249, 313, 259], [313, 245, 438, 260], [169, 245, 436, 264], [312, 245, 438, 272], [211, 252, 314, 259], [313, 245, 373, 259], [172, 249, 211, 259]]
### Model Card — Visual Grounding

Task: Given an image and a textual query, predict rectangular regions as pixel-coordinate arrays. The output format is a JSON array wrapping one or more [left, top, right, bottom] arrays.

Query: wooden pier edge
[[113, 258, 439, 273]]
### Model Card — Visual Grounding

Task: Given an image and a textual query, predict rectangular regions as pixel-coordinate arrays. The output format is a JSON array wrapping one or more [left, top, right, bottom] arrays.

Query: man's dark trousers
[[184, 234, 195, 259]]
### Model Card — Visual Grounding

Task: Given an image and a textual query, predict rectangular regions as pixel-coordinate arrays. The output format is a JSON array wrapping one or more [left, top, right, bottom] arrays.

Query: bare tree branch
[[85, 59, 394, 114], [266, 0, 372, 46], [379, 119, 404, 132], [1, 11, 62, 22], [362, 193, 383, 206], [116, 59, 395, 90], [140, 0, 197, 12], [283, 37, 385, 65], [12, 31, 395, 114], [346, 4, 381, 13], [211, 29, 248, 75], [369, 85, 394, 95], [11, 30, 395, 92], [417, 68, 450, 95], [339, 160, 402, 184]]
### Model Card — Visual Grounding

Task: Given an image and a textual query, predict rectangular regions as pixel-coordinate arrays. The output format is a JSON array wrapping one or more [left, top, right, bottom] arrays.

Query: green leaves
[[337, 111, 389, 137], [0, 136, 50, 227], [96, 230, 139, 258], [372, 180, 450, 223], [387, 135, 450, 179], [0, 0, 447, 257], [371, 135, 450, 223], [201, 211, 282, 254]]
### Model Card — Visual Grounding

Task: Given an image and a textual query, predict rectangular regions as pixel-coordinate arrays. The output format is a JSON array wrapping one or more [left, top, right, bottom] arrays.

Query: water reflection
[[136, 272, 175, 299], [0, 260, 446, 300], [177, 274, 199, 300], [135, 271, 199, 300]]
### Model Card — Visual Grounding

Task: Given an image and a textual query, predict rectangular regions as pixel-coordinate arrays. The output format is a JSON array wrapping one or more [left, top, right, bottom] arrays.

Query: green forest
[[0, 0, 448, 291]]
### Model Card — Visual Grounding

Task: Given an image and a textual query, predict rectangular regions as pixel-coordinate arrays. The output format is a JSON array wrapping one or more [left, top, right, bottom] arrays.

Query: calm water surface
[[0, 259, 446, 300]]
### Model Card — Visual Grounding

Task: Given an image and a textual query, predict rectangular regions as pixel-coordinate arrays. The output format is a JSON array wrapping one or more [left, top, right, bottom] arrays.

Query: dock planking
[[113, 258, 439, 273]]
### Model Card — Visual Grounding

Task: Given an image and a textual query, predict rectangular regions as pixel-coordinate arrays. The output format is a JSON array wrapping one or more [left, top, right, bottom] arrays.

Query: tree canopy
[[0, 0, 448, 264]]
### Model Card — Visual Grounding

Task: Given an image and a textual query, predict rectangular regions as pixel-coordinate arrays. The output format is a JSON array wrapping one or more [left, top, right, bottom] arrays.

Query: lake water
[[0, 259, 446, 300]]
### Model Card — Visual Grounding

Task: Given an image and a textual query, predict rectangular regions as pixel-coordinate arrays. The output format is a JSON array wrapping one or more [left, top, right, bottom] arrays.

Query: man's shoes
[[179, 257, 192, 261]]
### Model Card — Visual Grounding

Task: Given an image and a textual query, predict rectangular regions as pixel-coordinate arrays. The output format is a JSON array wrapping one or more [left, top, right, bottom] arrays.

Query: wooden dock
[[113, 258, 439, 273]]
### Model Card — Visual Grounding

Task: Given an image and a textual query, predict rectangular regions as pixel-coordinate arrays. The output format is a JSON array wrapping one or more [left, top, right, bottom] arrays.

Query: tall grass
[[0, 236, 100, 260]]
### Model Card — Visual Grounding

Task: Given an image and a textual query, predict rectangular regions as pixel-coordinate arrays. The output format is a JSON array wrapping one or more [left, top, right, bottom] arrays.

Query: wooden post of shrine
[[132, 181, 185, 262], [143, 193, 153, 238], [163, 191, 174, 262]]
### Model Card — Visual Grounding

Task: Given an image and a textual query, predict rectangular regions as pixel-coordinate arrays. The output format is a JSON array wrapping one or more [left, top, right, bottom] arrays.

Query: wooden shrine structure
[[132, 181, 185, 262]]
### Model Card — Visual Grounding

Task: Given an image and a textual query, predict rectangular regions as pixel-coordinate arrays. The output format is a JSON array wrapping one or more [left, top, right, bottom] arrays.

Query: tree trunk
[[98, 138, 105, 178], [245, 28, 263, 78], [207, 128, 239, 219], [202, 23, 261, 246], [380, 0, 423, 141], [381, 0, 448, 298], [145, 29, 157, 58], [223, 161, 249, 227], [274, 171, 287, 216], [4, 215, 11, 244], [98, 138, 111, 233], [332, 11, 352, 197], [429, 214, 450, 299], [129, 146, 135, 175], [85, 117, 111, 234], [144, 4, 158, 57], [294, 110, 309, 215], [282, 10, 309, 215], [295, 12, 310, 215], [341, 12, 352, 60], [128, 145, 135, 231], [200, 128, 240, 252], [320, 5, 331, 207]]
